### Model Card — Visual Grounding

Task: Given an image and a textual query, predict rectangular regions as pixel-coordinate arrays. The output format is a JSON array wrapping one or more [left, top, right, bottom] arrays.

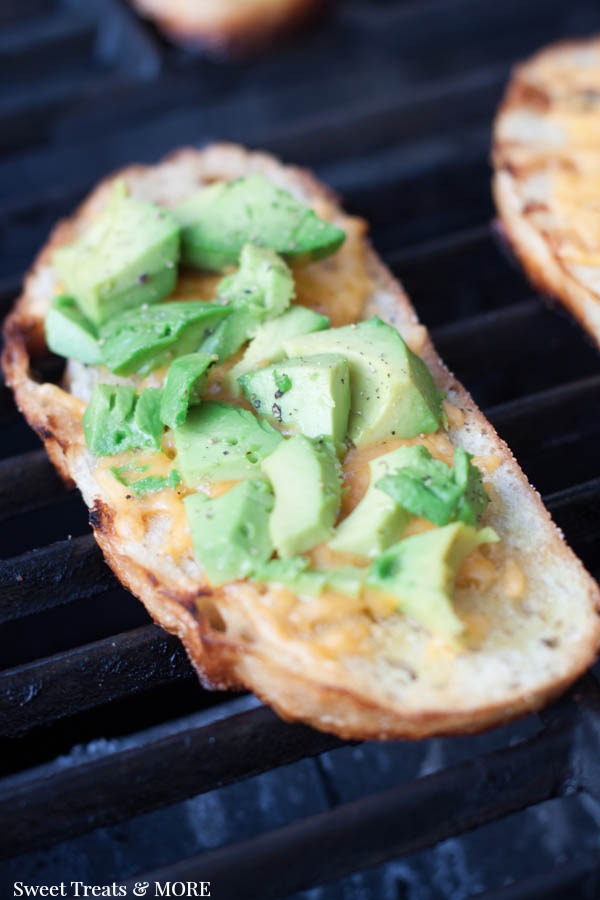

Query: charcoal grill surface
[[1, 1, 600, 898]]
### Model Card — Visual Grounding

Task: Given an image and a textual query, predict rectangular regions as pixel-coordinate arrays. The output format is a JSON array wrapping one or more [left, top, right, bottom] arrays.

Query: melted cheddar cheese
[[292, 211, 372, 326], [94, 452, 192, 555], [502, 558, 527, 601]]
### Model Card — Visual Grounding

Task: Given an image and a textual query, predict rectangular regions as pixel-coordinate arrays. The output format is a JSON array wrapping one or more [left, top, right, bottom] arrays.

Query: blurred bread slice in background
[[131, 0, 324, 56], [493, 35, 600, 345]]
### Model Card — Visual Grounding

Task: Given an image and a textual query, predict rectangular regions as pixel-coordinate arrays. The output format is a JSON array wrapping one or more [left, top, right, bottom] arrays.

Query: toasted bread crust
[[3, 144, 599, 740], [130, 0, 322, 56], [493, 35, 600, 345]]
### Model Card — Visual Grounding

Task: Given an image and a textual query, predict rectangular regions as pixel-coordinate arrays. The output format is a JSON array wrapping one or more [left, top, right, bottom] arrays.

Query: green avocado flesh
[[110, 464, 181, 497], [367, 523, 499, 637], [227, 306, 329, 392], [377, 445, 488, 527], [329, 447, 413, 561], [159, 352, 213, 429], [174, 402, 283, 485], [238, 353, 351, 444], [200, 244, 294, 360], [63, 175, 503, 632], [261, 435, 341, 557], [252, 557, 365, 598], [99, 301, 230, 376], [283, 317, 444, 447], [44, 295, 102, 365], [53, 183, 180, 326], [174, 175, 346, 271], [184, 480, 274, 586], [83, 385, 163, 456]]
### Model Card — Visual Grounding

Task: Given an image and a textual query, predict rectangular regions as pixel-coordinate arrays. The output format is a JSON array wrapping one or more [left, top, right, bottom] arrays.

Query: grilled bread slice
[[3, 144, 599, 740], [130, 0, 321, 56], [493, 35, 600, 345]]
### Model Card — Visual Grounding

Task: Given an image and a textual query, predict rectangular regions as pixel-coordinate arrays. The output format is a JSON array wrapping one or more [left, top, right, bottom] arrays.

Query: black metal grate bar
[[0, 625, 193, 738], [0, 702, 343, 858], [0, 14, 96, 84], [123, 720, 576, 900], [0, 451, 68, 522], [0, 533, 114, 625], [474, 854, 600, 899]]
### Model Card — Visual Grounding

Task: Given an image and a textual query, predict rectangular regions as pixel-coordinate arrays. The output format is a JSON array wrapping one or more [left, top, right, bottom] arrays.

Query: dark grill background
[[1, 1, 600, 897]]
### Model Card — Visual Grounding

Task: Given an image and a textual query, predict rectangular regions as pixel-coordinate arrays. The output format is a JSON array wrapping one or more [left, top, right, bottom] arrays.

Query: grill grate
[[1, 1, 600, 898]]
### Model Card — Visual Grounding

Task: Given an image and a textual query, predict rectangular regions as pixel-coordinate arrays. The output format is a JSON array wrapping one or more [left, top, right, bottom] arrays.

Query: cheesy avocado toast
[[3, 144, 599, 739]]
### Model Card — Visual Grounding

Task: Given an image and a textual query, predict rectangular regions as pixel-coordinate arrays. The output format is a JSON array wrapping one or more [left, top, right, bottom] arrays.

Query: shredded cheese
[[472, 454, 503, 474], [502, 558, 527, 601], [292, 213, 372, 326], [443, 400, 465, 429], [456, 549, 499, 591]]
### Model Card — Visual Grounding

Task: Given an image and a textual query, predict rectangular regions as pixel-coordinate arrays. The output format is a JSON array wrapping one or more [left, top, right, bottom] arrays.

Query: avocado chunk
[[175, 175, 346, 271], [110, 464, 181, 497], [284, 317, 444, 447], [367, 523, 498, 637], [53, 183, 180, 326], [159, 352, 213, 429], [99, 301, 230, 376], [227, 306, 329, 392], [377, 445, 488, 527], [44, 295, 102, 365], [184, 480, 274, 586], [253, 556, 365, 598], [238, 353, 351, 444], [329, 447, 413, 561], [174, 401, 282, 486], [201, 244, 294, 360], [83, 384, 163, 456], [261, 435, 341, 557]]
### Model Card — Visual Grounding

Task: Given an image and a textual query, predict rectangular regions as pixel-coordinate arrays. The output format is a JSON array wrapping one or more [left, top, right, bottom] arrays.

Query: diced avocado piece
[[377, 445, 488, 527], [227, 306, 330, 392], [367, 523, 499, 637], [134, 388, 163, 446], [238, 353, 351, 444], [184, 480, 274, 586], [174, 175, 346, 271], [53, 182, 180, 326], [329, 447, 413, 561], [99, 301, 230, 376], [253, 556, 324, 595], [44, 295, 102, 365], [110, 464, 181, 497], [252, 556, 365, 598], [261, 435, 341, 557], [174, 401, 282, 486], [159, 352, 213, 429], [284, 317, 444, 447], [201, 244, 294, 360], [83, 385, 163, 456]]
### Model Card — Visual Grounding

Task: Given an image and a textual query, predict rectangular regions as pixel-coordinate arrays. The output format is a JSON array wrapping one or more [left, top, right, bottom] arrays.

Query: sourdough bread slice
[[493, 35, 600, 345], [130, 0, 321, 56], [3, 143, 599, 740]]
